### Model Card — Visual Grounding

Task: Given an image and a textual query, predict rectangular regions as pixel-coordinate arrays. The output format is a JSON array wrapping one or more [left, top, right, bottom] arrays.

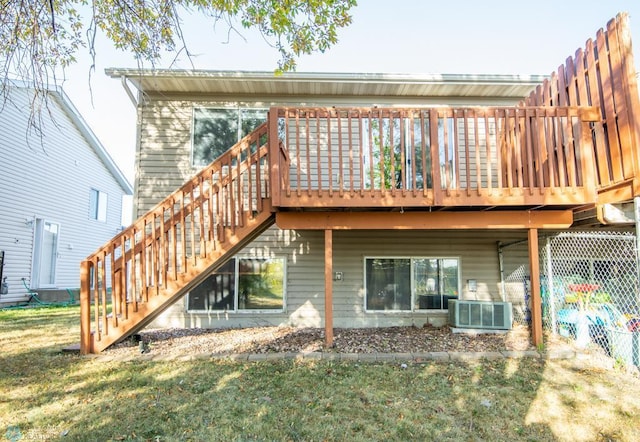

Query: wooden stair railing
[[80, 123, 274, 354]]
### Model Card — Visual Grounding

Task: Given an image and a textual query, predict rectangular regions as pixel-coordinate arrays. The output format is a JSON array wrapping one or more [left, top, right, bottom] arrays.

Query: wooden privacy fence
[[523, 13, 640, 196], [269, 106, 600, 208], [80, 123, 272, 353]]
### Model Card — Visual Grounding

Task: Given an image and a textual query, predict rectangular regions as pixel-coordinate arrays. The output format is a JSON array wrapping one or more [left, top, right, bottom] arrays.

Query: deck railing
[[269, 106, 600, 208], [522, 13, 640, 201], [80, 123, 272, 353]]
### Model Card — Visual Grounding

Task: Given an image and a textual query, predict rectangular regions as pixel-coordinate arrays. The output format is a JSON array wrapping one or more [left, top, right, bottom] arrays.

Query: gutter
[[105, 68, 548, 85]]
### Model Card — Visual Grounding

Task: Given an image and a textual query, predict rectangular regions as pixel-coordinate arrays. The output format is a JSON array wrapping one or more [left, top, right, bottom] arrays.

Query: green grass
[[1, 306, 640, 441]]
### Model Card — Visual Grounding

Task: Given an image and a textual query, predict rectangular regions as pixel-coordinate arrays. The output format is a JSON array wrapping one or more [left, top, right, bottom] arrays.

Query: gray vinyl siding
[[136, 94, 531, 329], [135, 101, 194, 215], [134, 94, 522, 216], [155, 229, 530, 329], [286, 118, 364, 191], [0, 86, 126, 303]]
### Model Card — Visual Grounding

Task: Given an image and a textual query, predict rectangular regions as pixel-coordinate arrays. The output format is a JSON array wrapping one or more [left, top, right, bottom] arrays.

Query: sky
[[60, 0, 640, 188]]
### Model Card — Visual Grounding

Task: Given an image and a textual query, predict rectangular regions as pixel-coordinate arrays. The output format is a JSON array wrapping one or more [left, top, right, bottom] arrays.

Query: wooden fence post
[[268, 107, 281, 207], [80, 260, 92, 354]]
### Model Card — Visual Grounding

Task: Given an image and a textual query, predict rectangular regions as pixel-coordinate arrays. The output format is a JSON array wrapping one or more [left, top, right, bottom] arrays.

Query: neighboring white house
[[0, 82, 132, 305]]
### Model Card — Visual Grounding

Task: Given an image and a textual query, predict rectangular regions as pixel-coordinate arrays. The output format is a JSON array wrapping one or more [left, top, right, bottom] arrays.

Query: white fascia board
[[52, 87, 133, 195]]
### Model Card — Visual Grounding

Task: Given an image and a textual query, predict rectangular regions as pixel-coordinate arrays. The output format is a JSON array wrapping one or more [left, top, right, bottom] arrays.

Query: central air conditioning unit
[[448, 300, 513, 330]]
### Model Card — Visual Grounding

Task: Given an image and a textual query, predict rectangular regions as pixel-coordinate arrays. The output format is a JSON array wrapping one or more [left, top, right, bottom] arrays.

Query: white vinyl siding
[[0, 86, 127, 302]]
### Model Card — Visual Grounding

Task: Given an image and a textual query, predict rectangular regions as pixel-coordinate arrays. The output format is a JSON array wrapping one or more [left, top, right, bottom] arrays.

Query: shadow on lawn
[[1, 349, 556, 441], [1, 310, 636, 441]]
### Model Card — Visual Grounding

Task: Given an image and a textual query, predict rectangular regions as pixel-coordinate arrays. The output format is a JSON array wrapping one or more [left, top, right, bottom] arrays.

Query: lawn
[[1, 306, 639, 441]]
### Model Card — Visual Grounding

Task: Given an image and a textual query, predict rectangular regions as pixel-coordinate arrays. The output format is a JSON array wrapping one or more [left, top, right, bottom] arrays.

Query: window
[[31, 219, 60, 288], [365, 257, 460, 311], [414, 258, 459, 310], [89, 189, 108, 222], [188, 257, 285, 311], [192, 107, 267, 167]]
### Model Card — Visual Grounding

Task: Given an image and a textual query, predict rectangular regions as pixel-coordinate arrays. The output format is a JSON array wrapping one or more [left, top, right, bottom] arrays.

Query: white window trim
[[31, 219, 61, 289], [191, 106, 269, 168], [363, 255, 461, 313], [90, 188, 108, 222]]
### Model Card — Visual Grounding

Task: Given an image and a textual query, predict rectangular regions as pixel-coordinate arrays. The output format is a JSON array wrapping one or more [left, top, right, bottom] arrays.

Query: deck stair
[[80, 123, 274, 353]]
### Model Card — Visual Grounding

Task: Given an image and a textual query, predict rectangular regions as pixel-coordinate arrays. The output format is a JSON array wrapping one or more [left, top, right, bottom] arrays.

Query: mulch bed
[[106, 324, 536, 357]]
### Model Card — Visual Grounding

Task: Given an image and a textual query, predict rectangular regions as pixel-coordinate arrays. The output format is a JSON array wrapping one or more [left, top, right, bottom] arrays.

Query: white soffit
[[105, 69, 547, 100]]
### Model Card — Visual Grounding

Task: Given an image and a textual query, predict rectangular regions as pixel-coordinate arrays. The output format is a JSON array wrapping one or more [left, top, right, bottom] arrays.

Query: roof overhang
[[52, 88, 133, 195], [7, 80, 133, 195], [105, 69, 547, 102]]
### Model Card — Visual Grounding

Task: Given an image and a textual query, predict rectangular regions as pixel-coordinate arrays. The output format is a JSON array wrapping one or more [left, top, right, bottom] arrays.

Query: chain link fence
[[539, 231, 640, 366], [501, 230, 640, 368]]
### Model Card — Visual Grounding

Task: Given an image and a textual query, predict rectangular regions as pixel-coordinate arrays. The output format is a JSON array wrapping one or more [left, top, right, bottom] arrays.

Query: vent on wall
[[448, 300, 513, 330]]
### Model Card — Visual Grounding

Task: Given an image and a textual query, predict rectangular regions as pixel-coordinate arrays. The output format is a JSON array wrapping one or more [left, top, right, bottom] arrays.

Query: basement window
[[365, 257, 460, 311], [187, 257, 286, 312]]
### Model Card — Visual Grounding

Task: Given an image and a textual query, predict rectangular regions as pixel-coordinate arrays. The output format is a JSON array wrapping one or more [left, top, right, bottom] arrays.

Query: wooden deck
[[79, 13, 640, 353], [269, 106, 599, 210]]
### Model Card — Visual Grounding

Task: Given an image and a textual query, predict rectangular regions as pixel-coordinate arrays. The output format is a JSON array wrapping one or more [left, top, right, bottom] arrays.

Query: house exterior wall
[[0, 86, 127, 304], [133, 94, 525, 216], [153, 228, 529, 329], [134, 92, 533, 329], [499, 239, 532, 322]]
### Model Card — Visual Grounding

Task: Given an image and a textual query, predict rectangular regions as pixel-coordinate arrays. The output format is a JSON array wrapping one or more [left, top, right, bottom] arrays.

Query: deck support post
[[324, 229, 334, 347], [528, 228, 543, 347]]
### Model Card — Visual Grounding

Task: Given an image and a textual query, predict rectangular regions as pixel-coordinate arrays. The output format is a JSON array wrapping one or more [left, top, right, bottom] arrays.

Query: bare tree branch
[[1, 0, 357, 132]]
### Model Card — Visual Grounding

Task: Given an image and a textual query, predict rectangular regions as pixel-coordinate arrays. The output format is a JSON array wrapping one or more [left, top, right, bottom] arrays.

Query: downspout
[[120, 75, 139, 107], [497, 241, 506, 302], [497, 238, 528, 302], [545, 236, 556, 335], [119, 75, 143, 220]]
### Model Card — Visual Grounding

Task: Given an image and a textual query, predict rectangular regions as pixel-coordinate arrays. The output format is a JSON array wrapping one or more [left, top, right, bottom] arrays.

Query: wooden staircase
[[80, 123, 275, 353]]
